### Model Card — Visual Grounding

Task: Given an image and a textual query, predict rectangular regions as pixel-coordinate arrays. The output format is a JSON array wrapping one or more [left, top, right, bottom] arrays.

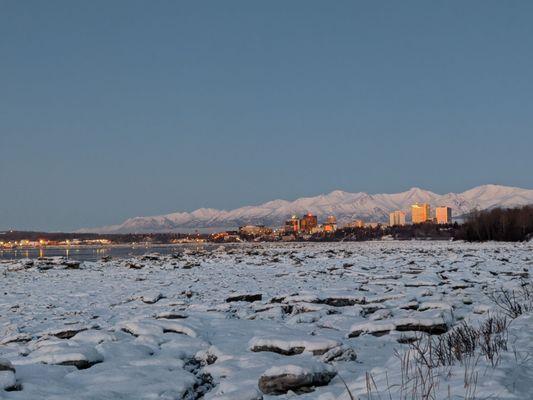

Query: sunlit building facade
[[323, 215, 337, 232], [411, 203, 431, 224], [389, 211, 406, 226], [435, 206, 452, 224]]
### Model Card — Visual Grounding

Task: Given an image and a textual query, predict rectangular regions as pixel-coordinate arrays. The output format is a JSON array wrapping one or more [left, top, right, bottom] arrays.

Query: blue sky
[[1, 1, 532, 231]]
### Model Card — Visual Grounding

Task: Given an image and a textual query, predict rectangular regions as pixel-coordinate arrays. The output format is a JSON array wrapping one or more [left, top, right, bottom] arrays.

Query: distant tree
[[457, 205, 533, 242]]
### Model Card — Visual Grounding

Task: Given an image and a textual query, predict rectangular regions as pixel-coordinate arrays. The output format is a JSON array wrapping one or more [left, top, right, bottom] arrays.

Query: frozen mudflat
[[1, 241, 532, 399]]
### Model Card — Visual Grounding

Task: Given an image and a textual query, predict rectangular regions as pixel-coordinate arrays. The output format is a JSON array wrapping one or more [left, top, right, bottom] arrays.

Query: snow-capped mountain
[[81, 184, 533, 233]]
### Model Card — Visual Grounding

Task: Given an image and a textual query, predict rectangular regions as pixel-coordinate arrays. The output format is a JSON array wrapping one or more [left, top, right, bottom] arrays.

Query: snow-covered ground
[[1, 241, 532, 399]]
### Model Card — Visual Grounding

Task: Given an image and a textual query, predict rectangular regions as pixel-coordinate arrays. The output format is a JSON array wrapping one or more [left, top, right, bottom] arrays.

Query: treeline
[[386, 222, 458, 240], [316, 223, 458, 242], [457, 205, 533, 242]]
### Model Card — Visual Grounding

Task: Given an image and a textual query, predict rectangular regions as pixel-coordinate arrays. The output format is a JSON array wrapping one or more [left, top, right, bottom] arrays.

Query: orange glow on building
[[411, 203, 431, 224], [435, 206, 452, 224], [300, 213, 318, 233], [284, 215, 300, 233]]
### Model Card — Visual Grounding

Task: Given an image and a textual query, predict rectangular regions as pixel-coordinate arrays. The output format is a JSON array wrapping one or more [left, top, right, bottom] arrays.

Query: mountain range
[[81, 184, 533, 233]]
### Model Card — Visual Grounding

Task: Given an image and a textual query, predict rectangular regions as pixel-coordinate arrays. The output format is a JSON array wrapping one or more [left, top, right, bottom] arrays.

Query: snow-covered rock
[[258, 362, 336, 394], [1, 241, 531, 399]]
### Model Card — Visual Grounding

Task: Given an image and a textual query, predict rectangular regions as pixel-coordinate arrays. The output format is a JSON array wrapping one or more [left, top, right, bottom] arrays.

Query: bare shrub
[[478, 315, 508, 367], [487, 281, 532, 318], [341, 282, 532, 400], [405, 314, 509, 370]]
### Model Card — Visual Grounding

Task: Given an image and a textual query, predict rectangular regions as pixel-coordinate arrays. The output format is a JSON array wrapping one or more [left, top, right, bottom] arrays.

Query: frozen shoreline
[[1, 241, 532, 399]]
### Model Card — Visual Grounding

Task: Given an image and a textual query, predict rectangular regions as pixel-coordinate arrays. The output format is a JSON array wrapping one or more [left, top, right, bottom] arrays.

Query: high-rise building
[[389, 211, 406, 226], [411, 203, 431, 224], [323, 215, 337, 232], [284, 215, 300, 233], [435, 206, 452, 224], [300, 213, 318, 233], [326, 215, 337, 224]]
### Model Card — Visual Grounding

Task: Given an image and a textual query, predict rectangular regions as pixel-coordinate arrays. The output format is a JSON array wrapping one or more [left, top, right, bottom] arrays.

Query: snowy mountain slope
[[81, 184, 533, 233]]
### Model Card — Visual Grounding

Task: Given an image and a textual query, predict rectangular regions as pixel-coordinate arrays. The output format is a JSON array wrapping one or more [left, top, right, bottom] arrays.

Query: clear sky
[[1, 1, 532, 231]]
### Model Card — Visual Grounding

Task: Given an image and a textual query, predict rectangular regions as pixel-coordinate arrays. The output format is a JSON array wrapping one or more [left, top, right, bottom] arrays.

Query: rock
[[49, 327, 88, 339], [462, 297, 473, 305], [141, 253, 161, 261], [316, 296, 366, 307], [0, 358, 15, 373], [63, 260, 81, 269], [182, 262, 200, 269], [24, 342, 103, 370], [155, 312, 188, 319], [258, 363, 336, 395], [290, 303, 325, 315], [140, 292, 164, 304], [348, 317, 449, 337], [360, 304, 386, 316], [195, 346, 221, 366], [226, 293, 262, 303], [0, 371, 17, 391], [418, 302, 453, 312], [396, 333, 420, 344], [347, 322, 395, 337], [249, 337, 340, 356], [34, 257, 80, 270], [394, 318, 448, 335], [269, 295, 287, 303], [0, 333, 32, 345], [22, 259, 34, 268], [320, 345, 357, 363], [399, 301, 419, 310], [451, 283, 472, 290], [251, 344, 305, 356], [157, 320, 197, 337], [369, 309, 393, 321], [58, 359, 99, 369], [473, 305, 490, 314]]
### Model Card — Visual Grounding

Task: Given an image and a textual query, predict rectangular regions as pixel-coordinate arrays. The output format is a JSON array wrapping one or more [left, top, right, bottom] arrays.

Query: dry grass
[[342, 282, 532, 399], [488, 281, 532, 318]]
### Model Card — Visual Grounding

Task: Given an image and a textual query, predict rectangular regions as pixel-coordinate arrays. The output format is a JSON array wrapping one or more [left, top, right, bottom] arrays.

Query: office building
[[411, 203, 431, 224], [389, 210, 406, 226], [435, 206, 452, 224], [300, 213, 318, 233]]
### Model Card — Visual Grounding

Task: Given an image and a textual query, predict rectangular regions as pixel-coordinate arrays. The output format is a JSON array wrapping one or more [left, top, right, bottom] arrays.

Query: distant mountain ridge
[[81, 184, 533, 233]]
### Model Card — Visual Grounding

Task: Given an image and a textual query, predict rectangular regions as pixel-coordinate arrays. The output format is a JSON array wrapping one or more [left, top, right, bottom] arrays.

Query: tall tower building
[[389, 211, 406, 226], [300, 212, 318, 233], [323, 215, 337, 232], [411, 203, 430, 224], [285, 215, 300, 233], [435, 206, 452, 224]]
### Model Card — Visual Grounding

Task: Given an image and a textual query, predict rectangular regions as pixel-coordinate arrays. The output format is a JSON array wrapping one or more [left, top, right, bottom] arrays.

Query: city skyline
[[1, 183, 532, 232], [1, 1, 533, 231], [71, 184, 533, 233]]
